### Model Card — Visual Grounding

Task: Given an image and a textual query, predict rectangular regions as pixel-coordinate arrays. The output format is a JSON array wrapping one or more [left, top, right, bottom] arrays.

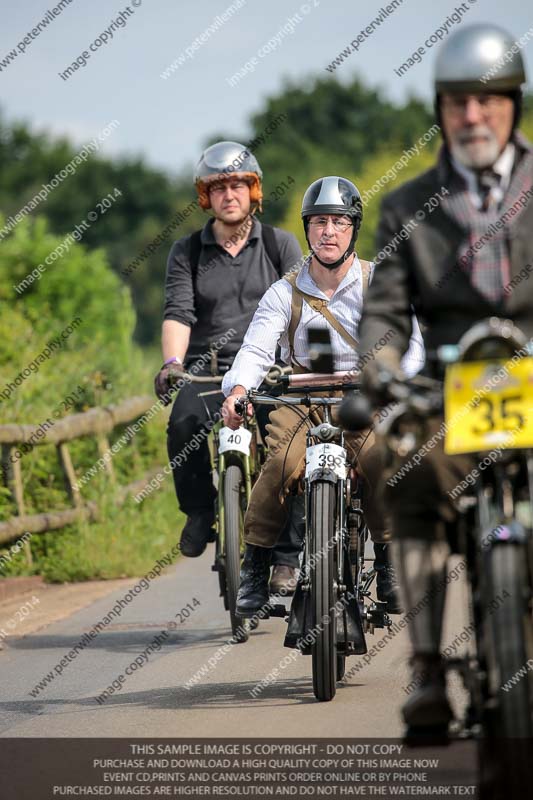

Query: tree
[[2, 84, 531, 345], [215, 77, 433, 226], [0, 214, 138, 421]]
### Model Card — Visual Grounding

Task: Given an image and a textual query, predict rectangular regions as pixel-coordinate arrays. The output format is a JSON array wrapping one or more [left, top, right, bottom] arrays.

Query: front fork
[[300, 429, 347, 603], [213, 419, 254, 561]]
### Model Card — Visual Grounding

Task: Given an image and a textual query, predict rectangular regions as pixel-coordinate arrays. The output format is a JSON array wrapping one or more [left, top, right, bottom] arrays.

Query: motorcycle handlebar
[[233, 398, 245, 417]]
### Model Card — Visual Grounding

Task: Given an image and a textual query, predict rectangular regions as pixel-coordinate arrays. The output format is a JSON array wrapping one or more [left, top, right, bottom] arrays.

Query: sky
[[1, 0, 532, 179]]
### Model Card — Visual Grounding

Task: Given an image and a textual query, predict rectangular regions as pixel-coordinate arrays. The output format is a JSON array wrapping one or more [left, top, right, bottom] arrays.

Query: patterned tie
[[477, 168, 501, 211]]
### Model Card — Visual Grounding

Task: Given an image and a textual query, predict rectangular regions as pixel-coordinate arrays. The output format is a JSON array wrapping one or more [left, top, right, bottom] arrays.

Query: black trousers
[[167, 379, 302, 567]]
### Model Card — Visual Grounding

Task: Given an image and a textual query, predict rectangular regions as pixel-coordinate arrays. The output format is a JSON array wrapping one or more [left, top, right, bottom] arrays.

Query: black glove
[[154, 361, 185, 406], [338, 391, 373, 432]]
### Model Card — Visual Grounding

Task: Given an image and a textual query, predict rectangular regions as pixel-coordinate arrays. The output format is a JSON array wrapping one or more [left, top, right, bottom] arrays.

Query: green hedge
[[0, 215, 182, 582]]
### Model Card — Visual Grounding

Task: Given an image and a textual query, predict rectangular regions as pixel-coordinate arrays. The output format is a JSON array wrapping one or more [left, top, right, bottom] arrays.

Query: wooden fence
[[0, 397, 165, 548]]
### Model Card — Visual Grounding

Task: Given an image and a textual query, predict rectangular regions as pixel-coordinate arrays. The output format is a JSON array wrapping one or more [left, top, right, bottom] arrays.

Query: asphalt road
[[0, 544, 472, 741]]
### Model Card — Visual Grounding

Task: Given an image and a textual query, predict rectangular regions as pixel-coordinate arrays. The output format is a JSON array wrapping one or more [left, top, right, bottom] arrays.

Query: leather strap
[[287, 276, 305, 368], [285, 259, 372, 366], [296, 287, 359, 350]]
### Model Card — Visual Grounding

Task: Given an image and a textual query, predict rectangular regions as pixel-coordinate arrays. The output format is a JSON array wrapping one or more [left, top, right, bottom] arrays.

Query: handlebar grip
[[167, 368, 185, 385]]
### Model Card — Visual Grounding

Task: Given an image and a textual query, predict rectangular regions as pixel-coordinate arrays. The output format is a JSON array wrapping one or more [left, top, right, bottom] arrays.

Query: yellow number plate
[[444, 357, 533, 455]]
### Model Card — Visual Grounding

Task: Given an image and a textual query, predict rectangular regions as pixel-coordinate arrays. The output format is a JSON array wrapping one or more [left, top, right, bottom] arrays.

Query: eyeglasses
[[209, 180, 249, 194], [440, 94, 511, 116], [308, 216, 354, 232]]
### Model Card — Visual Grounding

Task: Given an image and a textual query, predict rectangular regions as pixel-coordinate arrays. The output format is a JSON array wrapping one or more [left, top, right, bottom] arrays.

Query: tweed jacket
[[359, 138, 533, 365]]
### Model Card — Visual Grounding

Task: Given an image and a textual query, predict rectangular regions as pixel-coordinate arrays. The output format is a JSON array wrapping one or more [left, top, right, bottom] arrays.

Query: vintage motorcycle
[[341, 317, 533, 796]]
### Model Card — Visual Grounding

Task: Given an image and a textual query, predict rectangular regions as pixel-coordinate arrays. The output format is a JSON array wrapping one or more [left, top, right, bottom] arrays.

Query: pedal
[[211, 563, 219, 572], [266, 603, 288, 618], [237, 603, 287, 620]]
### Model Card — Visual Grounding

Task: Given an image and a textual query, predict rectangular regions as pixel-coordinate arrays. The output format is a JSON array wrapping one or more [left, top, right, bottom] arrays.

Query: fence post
[[0, 445, 33, 566], [57, 442, 82, 508], [96, 435, 115, 483]]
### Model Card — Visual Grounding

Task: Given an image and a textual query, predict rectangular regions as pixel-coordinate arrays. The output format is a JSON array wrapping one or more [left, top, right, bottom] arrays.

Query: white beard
[[450, 126, 502, 170]]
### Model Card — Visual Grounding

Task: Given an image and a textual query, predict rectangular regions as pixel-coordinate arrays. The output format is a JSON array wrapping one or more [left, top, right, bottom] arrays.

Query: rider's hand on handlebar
[[154, 363, 183, 406], [222, 390, 253, 430], [361, 347, 405, 405]]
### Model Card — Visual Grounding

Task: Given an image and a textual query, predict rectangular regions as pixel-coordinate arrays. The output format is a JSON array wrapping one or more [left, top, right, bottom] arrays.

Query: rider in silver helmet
[[358, 23, 532, 738], [156, 140, 303, 587]]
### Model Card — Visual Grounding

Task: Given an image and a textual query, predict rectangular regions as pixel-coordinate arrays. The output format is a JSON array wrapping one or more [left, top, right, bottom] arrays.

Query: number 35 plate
[[444, 357, 533, 455], [305, 443, 347, 479], [218, 426, 252, 456]]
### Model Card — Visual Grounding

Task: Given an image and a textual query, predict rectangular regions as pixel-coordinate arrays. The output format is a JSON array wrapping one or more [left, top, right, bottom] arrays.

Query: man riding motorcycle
[[221, 176, 425, 617], [357, 23, 533, 736], [155, 141, 303, 593]]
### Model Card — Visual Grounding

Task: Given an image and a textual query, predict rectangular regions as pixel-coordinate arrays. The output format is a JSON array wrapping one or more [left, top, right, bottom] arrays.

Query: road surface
[[0, 545, 471, 740]]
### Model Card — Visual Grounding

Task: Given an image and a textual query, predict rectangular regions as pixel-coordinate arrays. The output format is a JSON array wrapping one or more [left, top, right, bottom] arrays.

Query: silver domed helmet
[[194, 141, 263, 210], [434, 23, 526, 129], [301, 176, 363, 269]]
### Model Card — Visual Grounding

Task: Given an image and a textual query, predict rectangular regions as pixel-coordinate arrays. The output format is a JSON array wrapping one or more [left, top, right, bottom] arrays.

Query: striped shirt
[[222, 256, 425, 396]]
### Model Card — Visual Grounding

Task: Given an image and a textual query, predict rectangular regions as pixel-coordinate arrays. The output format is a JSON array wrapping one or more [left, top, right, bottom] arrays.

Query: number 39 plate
[[305, 443, 347, 479], [218, 426, 252, 456]]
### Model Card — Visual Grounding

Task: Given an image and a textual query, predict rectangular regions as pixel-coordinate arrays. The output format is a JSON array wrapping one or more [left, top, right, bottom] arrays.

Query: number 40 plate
[[218, 426, 252, 456]]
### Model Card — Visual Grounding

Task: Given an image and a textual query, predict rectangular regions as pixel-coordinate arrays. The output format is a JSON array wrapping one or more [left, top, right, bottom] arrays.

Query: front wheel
[[483, 542, 533, 794], [309, 480, 338, 702], [223, 464, 248, 643]]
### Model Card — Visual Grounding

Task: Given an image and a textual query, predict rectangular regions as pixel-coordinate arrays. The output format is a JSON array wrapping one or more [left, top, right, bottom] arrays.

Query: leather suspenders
[[284, 260, 371, 369]]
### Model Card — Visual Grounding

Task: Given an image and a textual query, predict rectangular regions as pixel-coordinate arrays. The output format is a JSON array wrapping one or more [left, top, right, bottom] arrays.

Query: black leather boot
[[374, 542, 402, 614], [402, 654, 454, 739], [236, 544, 271, 617], [179, 511, 216, 557]]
